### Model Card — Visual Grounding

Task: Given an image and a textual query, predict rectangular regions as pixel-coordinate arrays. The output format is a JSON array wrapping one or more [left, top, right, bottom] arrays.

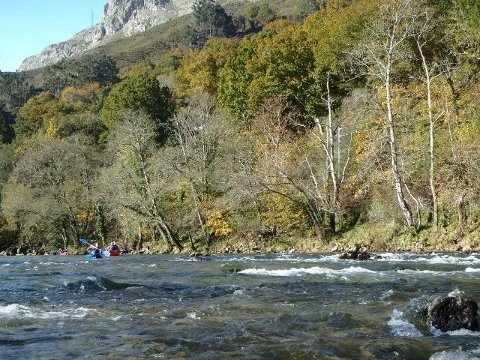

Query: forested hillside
[[0, 0, 479, 255]]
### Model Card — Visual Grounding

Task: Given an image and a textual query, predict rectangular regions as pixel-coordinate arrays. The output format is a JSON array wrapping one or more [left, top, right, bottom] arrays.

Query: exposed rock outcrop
[[427, 292, 479, 332], [20, 0, 253, 71], [339, 244, 371, 261]]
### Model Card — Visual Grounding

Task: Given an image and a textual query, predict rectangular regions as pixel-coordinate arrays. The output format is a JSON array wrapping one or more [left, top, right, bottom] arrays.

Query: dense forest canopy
[[0, 0, 479, 255]]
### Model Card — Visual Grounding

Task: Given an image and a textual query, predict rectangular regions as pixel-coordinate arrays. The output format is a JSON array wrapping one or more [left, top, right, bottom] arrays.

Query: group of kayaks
[[50, 240, 124, 258], [85, 249, 121, 259], [81, 239, 123, 259]]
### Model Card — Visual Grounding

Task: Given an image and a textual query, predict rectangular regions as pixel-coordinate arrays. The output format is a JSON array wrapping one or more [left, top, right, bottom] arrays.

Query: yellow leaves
[[175, 38, 237, 99], [303, 0, 379, 74], [75, 209, 92, 223], [45, 118, 59, 140], [176, 49, 217, 98], [206, 210, 233, 237], [457, 122, 480, 143], [262, 19, 295, 32], [259, 191, 306, 232], [60, 83, 101, 104]]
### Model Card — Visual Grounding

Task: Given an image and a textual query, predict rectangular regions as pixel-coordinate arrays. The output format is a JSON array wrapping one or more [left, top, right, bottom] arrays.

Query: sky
[[0, 0, 108, 72]]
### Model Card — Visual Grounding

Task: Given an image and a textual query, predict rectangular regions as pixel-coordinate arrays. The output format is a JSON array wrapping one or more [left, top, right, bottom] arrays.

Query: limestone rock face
[[19, 0, 195, 71]]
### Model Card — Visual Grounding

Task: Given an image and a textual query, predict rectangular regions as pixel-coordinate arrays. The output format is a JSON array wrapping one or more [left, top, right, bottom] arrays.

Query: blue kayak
[[85, 253, 103, 259]]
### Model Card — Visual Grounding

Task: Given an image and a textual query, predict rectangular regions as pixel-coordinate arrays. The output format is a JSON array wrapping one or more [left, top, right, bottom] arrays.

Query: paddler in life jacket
[[106, 240, 120, 256], [88, 242, 101, 258], [106, 241, 119, 252]]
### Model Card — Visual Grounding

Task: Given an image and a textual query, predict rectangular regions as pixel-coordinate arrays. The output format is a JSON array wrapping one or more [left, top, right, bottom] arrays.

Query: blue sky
[[0, 0, 107, 72]]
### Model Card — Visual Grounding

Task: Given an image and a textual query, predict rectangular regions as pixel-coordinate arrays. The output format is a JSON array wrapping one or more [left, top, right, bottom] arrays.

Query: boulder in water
[[339, 244, 371, 261], [427, 292, 480, 332]]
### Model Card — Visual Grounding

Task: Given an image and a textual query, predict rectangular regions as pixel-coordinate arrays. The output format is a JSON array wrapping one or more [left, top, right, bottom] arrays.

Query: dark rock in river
[[428, 292, 480, 332], [339, 244, 371, 261], [221, 263, 247, 274]]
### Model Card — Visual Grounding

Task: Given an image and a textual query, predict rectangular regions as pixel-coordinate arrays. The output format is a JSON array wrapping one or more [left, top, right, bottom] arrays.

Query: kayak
[[85, 253, 102, 259], [59, 252, 68, 256], [102, 249, 120, 257]]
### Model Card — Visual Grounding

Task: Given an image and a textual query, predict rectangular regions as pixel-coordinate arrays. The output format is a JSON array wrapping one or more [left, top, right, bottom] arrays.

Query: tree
[[101, 74, 175, 142], [411, 7, 445, 230], [295, 0, 326, 22], [218, 20, 315, 122], [0, 72, 36, 111], [353, 0, 416, 228], [251, 95, 329, 237], [14, 85, 104, 144], [217, 35, 258, 122], [175, 38, 237, 99], [42, 53, 118, 95], [0, 105, 14, 144], [193, 0, 236, 41], [170, 93, 235, 249], [100, 110, 183, 251], [244, 3, 275, 30], [2, 136, 99, 249], [14, 92, 57, 141]]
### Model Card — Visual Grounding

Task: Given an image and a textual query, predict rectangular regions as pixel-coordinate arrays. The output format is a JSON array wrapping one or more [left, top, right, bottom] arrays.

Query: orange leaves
[[206, 210, 233, 237]]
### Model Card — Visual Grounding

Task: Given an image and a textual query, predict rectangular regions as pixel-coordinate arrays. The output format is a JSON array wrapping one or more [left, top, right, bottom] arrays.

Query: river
[[1, 252, 479, 359]]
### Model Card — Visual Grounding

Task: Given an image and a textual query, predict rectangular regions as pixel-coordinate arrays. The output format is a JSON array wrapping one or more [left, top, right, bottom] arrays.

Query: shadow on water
[[63, 276, 144, 293]]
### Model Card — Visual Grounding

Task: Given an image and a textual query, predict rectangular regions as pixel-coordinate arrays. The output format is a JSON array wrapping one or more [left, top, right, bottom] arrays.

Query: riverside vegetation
[[0, 0, 479, 255]]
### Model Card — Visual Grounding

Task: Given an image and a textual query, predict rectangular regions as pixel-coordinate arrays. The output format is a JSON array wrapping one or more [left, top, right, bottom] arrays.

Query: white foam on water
[[381, 289, 394, 301], [377, 253, 480, 266], [429, 349, 480, 360], [222, 256, 259, 263], [232, 289, 245, 296], [388, 309, 423, 337], [274, 254, 341, 263], [187, 312, 200, 320], [239, 266, 377, 277], [395, 269, 447, 275], [0, 303, 94, 320], [377, 253, 419, 262], [447, 288, 463, 297], [431, 325, 480, 337], [465, 267, 480, 273], [427, 255, 480, 265]]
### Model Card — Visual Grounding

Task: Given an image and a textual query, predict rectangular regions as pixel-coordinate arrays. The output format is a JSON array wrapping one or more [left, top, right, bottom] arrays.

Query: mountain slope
[[19, 0, 239, 71]]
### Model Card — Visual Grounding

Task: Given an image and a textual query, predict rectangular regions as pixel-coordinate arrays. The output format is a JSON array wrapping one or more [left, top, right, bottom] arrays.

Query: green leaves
[[101, 74, 175, 143], [42, 54, 118, 95]]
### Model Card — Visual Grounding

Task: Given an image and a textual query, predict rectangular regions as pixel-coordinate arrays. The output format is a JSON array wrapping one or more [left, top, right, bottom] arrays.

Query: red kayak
[[109, 249, 120, 256]]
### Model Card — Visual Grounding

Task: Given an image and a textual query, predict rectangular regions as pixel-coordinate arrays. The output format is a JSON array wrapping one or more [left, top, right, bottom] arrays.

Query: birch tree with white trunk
[[353, 0, 415, 228]]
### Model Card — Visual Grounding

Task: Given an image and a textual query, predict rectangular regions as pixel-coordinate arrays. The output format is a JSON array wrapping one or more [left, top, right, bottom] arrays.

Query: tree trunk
[[326, 75, 338, 233], [417, 36, 439, 231], [139, 153, 183, 252], [138, 224, 143, 251], [456, 193, 466, 240], [385, 63, 414, 228]]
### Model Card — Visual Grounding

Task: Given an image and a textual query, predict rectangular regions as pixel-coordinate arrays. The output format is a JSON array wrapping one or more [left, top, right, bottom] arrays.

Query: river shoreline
[[2, 223, 480, 256], [1, 242, 477, 257]]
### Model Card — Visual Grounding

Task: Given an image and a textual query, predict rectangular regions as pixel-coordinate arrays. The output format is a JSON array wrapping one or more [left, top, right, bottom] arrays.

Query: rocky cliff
[[19, 0, 197, 71]]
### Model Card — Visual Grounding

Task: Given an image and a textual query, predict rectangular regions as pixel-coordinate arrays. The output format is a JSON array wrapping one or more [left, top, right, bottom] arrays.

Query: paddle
[[80, 238, 88, 245]]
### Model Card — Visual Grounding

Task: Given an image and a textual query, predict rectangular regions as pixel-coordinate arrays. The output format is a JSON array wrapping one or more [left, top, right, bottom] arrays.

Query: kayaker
[[106, 241, 119, 252], [88, 242, 101, 257]]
